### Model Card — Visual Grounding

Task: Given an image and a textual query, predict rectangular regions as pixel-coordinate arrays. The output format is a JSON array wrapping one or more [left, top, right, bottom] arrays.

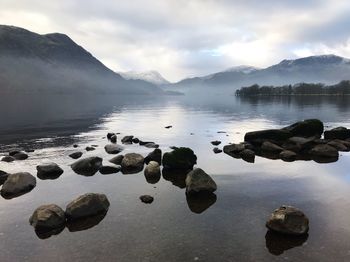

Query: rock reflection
[[265, 230, 308, 256], [144, 170, 161, 184], [162, 168, 189, 189], [67, 211, 107, 232], [186, 192, 217, 214], [34, 226, 65, 240]]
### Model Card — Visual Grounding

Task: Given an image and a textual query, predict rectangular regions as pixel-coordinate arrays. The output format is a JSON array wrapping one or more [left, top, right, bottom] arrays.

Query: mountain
[[0, 25, 161, 94], [119, 70, 170, 85], [171, 55, 350, 93]]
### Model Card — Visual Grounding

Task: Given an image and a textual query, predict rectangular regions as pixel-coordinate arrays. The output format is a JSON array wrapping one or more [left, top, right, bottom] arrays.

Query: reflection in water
[[265, 230, 308, 256], [162, 168, 189, 189], [67, 211, 107, 232], [34, 226, 65, 240], [186, 193, 217, 214], [144, 170, 161, 184]]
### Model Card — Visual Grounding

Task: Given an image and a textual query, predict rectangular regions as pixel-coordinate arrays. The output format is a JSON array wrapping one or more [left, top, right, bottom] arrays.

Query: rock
[[240, 149, 255, 163], [144, 161, 160, 180], [132, 137, 140, 143], [144, 142, 159, 148], [1, 156, 15, 162], [309, 144, 339, 158], [284, 136, 316, 152], [139, 141, 154, 146], [104, 144, 124, 154], [162, 147, 197, 170], [25, 149, 35, 153], [65, 193, 110, 221], [211, 140, 221, 146], [1, 172, 36, 199], [66, 212, 107, 232], [185, 168, 217, 195], [85, 146, 95, 151], [121, 153, 144, 174], [9, 149, 22, 156], [110, 135, 117, 143], [327, 140, 348, 151], [107, 132, 115, 139], [13, 152, 28, 160], [280, 150, 297, 162], [223, 143, 245, 156], [73, 144, 79, 148], [283, 119, 324, 138], [324, 127, 350, 140], [162, 168, 188, 189], [213, 147, 222, 154], [29, 204, 66, 232], [36, 163, 64, 180], [71, 157, 103, 176], [140, 195, 154, 204], [69, 151, 83, 159], [244, 129, 292, 143], [266, 205, 309, 235], [99, 165, 121, 175], [165, 125, 172, 129], [261, 141, 284, 153], [0, 170, 9, 185], [265, 230, 308, 256], [121, 135, 134, 144], [144, 149, 162, 165]]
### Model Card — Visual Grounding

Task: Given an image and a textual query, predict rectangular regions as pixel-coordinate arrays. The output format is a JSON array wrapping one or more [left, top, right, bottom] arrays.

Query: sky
[[1, 0, 350, 82]]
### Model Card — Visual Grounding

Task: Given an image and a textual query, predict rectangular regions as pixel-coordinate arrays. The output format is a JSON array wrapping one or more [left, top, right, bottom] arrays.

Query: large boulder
[[65, 193, 110, 221], [309, 144, 339, 158], [283, 119, 324, 138], [144, 161, 161, 184], [36, 163, 64, 180], [266, 205, 309, 235], [144, 149, 162, 165], [29, 204, 66, 232], [324, 127, 350, 140], [121, 153, 144, 174], [1, 172, 36, 199], [71, 157, 103, 176], [244, 129, 292, 143], [223, 143, 245, 157], [185, 168, 217, 195], [162, 147, 197, 170], [104, 144, 124, 154], [261, 141, 284, 153]]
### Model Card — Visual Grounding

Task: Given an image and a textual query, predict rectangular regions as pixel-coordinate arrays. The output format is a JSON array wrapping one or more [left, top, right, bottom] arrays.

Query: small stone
[[121, 135, 134, 144], [36, 163, 64, 180], [140, 195, 154, 204], [211, 140, 221, 146], [69, 151, 83, 159], [85, 146, 95, 151], [1, 156, 15, 162], [213, 147, 222, 154]]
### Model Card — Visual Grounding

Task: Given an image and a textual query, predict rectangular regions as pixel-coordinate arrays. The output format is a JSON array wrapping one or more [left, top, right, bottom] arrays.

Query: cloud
[[1, 0, 350, 81]]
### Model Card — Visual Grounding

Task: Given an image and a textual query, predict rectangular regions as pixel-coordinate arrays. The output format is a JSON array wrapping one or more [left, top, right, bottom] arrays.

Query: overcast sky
[[1, 0, 350, 82]]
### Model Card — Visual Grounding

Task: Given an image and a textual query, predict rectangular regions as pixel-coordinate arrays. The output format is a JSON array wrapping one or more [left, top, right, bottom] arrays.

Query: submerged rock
[[185, 168, 217, 195], [1, 156, 15, 162], [69, 151, 83, 159], [29, 204, 66, 232], [211, 140, 221, 146], [99, 165, 121, 175], [121, 153, 144, 174], [85, 146, 95, 151], [266, 205, 309, 235], [109, 155, 124, 165], [71, 157, 103, 176], [65, 193, 110, 221], [283, 119, 324, 138], [13, 152, 28, 160], [140, 195, 154, 204], [36, 163, 64, 180], [144, 149, 162, 165], [104, 144, 124, 154], [162, 147, 197, 170], [1, 172, 36, 199]]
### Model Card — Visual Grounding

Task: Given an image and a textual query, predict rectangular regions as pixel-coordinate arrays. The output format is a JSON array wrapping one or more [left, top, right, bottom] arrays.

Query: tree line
[[235, 80, 350, 96]]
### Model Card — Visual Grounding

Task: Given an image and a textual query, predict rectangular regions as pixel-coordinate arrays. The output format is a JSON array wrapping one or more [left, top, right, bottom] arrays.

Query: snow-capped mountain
[[119, 70, 170, 85], [224, 65, 260, 74]]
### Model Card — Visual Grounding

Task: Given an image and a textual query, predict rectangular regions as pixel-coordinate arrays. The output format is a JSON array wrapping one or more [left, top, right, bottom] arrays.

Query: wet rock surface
[[104, 144, 124, 154], [99, 165, 121, 175], [163, 147, 197, 170], [140, 195, 154, 204], [71, 157, 103, 176], [1, 172, 36, 199], [69, 151, 83, 159], [29, 204, 66, 232], [121, 153, 144, 174], [185, 168, 217, 195], [144, 149, 162, 165], [266, 205, 309, 236], [36, 163, 64, 180]]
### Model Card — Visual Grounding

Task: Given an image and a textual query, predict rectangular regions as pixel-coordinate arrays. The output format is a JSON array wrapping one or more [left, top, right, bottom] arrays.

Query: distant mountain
[[119, 70, 170, 85], [0, 25, 161, 94], [170, 55, 350, 93]]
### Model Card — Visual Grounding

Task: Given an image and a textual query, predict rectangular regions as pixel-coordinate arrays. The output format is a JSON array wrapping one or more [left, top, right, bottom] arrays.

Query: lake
[[0, 94, 350, 261]]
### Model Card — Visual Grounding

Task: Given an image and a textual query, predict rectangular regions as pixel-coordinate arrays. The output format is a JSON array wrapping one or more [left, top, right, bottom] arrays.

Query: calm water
[[0, 94, 350, 261]]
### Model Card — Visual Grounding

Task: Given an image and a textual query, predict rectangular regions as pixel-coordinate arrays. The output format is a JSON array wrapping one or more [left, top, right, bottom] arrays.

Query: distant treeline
[[235, 80, 350, 96]]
